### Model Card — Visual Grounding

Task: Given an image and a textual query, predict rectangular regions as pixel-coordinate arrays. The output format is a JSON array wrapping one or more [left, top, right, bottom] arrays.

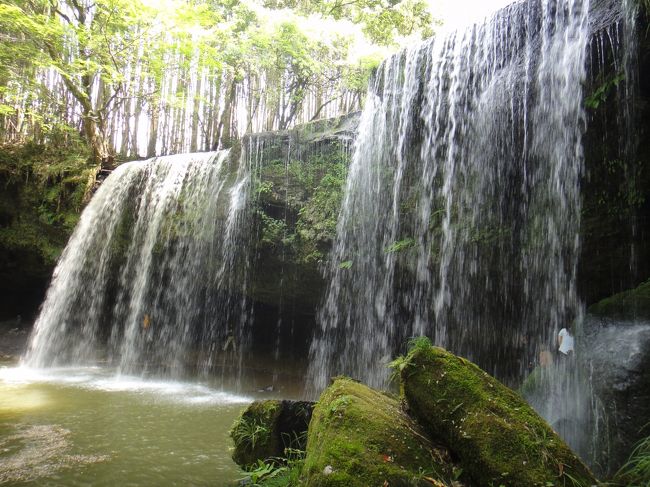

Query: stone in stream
[[400, 343, 597, 487], [301, 377, 458, 487], [230, 399, 314, 468]]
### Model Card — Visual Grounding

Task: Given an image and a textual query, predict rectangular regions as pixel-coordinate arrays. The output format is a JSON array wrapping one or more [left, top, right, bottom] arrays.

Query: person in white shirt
[[557, 327, 574, 356]]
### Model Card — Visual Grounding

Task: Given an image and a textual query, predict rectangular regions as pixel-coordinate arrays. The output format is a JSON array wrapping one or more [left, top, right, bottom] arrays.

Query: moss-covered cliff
[[242, 114, 357, 363], [579, 6, 650, 305], [0, 137, 95, 321]]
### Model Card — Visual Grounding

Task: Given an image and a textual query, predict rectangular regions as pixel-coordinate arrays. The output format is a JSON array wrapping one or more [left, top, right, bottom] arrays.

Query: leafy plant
[[339, 260, 353, 269], [616, 430, 650, 486], [242, 459, 287, 485], [384, 237, 416, 253], [230, 417, 271, 452], [388, 354, 410, 384], [239, 441, 306, 486], [408, 335, 433, 352], [585, 73, 625, 109], [388, 336, 433, 383]]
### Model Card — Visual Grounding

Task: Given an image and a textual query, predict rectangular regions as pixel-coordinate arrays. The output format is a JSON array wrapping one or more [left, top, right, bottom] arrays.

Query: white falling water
[[310, 0, 592, 390], [24, 150, 256, 378]]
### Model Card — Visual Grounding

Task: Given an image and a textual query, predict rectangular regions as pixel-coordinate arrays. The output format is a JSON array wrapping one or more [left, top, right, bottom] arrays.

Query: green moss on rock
[[231, 400, 314, 468], [0, 139, 94, 318], [231, 400, 283, 468], [401, 346, 597, 487], [302, 377, 457, 487], [587, 278, 650, 320]]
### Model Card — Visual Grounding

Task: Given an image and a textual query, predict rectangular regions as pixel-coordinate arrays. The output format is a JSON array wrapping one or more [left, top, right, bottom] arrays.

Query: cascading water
[[310, 0, 592, 391], [309, 0, 640, 468], [24, 150, 256, 380]]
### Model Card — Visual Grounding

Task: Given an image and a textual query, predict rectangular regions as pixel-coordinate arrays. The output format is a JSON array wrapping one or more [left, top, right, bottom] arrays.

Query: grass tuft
[[616, 431, 650, 486]]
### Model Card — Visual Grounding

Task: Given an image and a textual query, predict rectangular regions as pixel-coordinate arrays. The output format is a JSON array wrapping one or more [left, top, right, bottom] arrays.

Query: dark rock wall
[[243, 114, 356, 363], [579, 5, 650, 305], [0, 141, 94, 322], [582, 314, 650, 474]]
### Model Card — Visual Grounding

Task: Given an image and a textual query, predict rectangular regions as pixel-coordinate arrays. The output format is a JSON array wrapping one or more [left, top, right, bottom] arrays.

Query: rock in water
[[401, 346, 597, 487], [302, 377, 458, 487], [230, 399, 314, 468], [581, 313, 650, 473]]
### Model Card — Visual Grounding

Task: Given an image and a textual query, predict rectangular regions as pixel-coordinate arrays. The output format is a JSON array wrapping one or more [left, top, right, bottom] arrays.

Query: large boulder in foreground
[[401, 345, 597, 487], [303, 377, 458, 486], [230, 399, 314, 467]]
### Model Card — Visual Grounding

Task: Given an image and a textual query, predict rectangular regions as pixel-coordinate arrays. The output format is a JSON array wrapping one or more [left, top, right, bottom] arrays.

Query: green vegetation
[[399, 344, 597, 486], [338, 260, 352, 269], [266, 0, 436, 46], [588, 278, 650, 320], [385, 237, 416, 254], [231, 399, 314, 484], [231, 400, 282, 467], [585, 73, 625, 110], [388, 336, 433, 386], [0, 0, 435, 162], [0, 136, 94, 317], [239, 445, 306, 487], [255, 140, 349, 264], [0, 136, 93, 266], [616, 430, 650, 486], [295, 160, 347, 263], [302, 377, 457, 486]]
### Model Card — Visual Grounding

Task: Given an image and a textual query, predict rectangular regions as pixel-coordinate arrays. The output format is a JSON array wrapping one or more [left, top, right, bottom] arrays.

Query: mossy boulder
[[302, 377, 458, 487], [401, 346, 597, 487], [587, 278, 650, 320], [230, 399, 314, 468]]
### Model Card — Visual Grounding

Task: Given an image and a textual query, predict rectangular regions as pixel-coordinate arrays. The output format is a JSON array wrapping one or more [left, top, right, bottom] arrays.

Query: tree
[[0, 0, 437, 159], [0, 0, 156, 166], [263, 0, 435, 45]]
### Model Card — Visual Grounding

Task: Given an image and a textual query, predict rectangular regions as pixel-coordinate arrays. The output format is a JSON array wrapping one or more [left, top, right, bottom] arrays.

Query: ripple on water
[[0, 424, 110, 484], [0, 366, 249, 485]]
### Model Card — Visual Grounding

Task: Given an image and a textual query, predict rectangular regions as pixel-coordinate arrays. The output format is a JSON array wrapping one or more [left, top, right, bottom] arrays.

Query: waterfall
[[24, 150, 256, 379], [310, 0, 593, 391]]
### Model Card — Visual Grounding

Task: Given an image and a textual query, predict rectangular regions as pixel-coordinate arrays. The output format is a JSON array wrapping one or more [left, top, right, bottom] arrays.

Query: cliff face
[[0, 140, 94, 323], [243, 3, 650, 345], [579, 4, 650, 305], [240, 113, 357, 364]]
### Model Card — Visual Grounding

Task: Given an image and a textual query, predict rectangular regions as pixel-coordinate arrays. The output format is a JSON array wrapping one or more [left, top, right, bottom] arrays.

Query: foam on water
[[0, 366, 251, 405]]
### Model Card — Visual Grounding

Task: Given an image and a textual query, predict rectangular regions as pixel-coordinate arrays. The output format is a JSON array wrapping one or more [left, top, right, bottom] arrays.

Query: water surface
[[0, 367, 251, 486]]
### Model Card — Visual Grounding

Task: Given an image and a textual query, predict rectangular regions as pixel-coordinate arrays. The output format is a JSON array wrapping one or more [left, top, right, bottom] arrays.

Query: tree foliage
[[264, 0, 435, 45], [0, 0, 435, 162]]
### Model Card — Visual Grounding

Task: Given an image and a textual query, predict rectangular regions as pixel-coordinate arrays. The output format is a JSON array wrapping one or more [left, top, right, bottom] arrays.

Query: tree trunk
[[217, 77, 237, 149], [207, 71, 222, 151], [83, 113, 113, 168], [190, 68, 202, 153], [147, 77, 161, 158]]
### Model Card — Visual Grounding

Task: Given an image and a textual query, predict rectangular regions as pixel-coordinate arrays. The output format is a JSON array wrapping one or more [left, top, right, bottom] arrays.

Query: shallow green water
[[0, 367, 252, 486]]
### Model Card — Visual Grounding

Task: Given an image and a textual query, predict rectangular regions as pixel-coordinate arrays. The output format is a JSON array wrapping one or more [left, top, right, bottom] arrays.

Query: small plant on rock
[[231, 417, 271, 452], [407, 335, 433, 352], [389, 336, 434, 385], [616, 430, 650, 486]]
